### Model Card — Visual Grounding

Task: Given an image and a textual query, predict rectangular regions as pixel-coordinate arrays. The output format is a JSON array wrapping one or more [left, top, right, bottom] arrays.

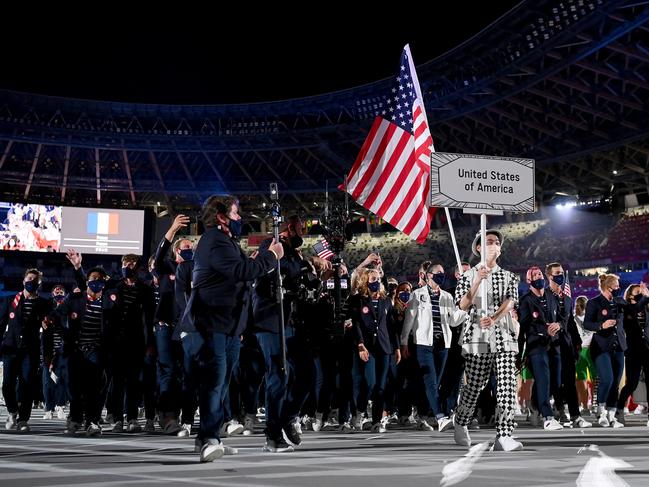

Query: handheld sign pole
[[444, 207, 463, 278], [269, 182, 287, 377], [480, 213, 488, 318]]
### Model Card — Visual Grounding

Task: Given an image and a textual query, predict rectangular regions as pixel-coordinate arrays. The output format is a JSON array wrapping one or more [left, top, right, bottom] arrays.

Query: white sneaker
[[633, 405, 645, 415], [312, 413, 323, 432], [574, 416, 592, 428], [263, 438, 294, 453], [300, 415, 312, 431], [543, 418, 564, 431], [5, 413, 17, 430], [177, 423, 192, 437], [223, 444, 238, 455], [418, 418, 435, 432], [453, 418, 471, 447], [226, 420, 244, 436], [55, 406, 66, 420], [493, 436, 523, 451], [371, 422, 387, 433], [199, 442, 225, 462], [113, 421, 124, 433], [340, 421, 354, 433], [292, 420, 303, 435], [17, 421, 30, 432], [598, 412, 610, 428], [438, 416, 454, 432], [242, 414, 255, 436], [43, 411, 53, 420]]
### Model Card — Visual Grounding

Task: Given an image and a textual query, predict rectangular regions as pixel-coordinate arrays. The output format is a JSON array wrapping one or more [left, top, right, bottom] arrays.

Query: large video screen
[[60, 207, 145, 254], [0, 202, 62, 251]]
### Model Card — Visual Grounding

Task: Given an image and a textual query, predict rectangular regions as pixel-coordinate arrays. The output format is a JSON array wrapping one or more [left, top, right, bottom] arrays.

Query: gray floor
[[0, 411, 648, 487]]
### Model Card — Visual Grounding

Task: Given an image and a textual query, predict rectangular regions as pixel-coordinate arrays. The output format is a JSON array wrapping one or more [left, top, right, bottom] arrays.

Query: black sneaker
[[263, 437, 294, 453], [283, 422, 302, 446]]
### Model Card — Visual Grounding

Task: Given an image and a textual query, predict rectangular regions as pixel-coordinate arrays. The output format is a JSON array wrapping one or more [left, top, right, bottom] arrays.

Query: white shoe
[[544, 418, 564, 431], [574, 416, 592, 428], [17, 421, 30, 432], [453, 418, 471, 447], [200, 442, 225, 462], [127, 419, 142, 433], [371, 422, 387, 433], [177, 423, 192, 437], [55, 406, 66, 420], [292, 420, 303, 435], [493, 436, 523, 451], [43, 411, 53, 420], [263, 438, 294, 453], [438, 416, 454, 432], [300, 415, 312, 431], [223, 444, 238, 455], [340, 421, 354, 433], [312, 413, 323, 432], [222, 420, 244, 436], [610, 418, 625, 429], [113, 421, 124, 433], [242, 414, 255, 436], [5, 413, 17, 430], [598, 409, 610, 427]]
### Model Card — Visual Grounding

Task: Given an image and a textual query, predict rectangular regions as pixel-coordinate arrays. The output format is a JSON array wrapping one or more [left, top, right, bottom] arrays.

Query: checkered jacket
[[454, 264, 519, 355]]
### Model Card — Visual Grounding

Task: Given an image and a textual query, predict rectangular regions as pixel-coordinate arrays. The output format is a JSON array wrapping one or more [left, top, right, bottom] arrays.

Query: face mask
[[552, 275, 564, 286], [530, 278, 545, 290], [368, 281, 381, 293], [398, 291, 410, 303], [229, 218, 243, 238], [289, 235, 303, 249], [53, 295, 65, 304], [430, 273, 446, 287], [24, 280, 39, 293], [610, 287, 621, 298], [122, 266, 136, 279], [179, 249, 194, 261], [88, 280, 105, 294]]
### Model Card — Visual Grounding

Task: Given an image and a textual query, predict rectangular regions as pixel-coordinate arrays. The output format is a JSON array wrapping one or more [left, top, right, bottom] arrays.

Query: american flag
[[313, 239, 334, 260], [340, 45, 435, 244], [564, 272, 572, 298]]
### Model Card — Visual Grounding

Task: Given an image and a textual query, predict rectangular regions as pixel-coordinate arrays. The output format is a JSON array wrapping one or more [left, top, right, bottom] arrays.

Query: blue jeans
[[594, 350, 625, 408], [414, 344, 448, 418], [256, 330, 290, 439], [2, 351, 39, 422], [529, 350, 562, 418], [352, 348, 390, 424], [182, 331, 240, 442]]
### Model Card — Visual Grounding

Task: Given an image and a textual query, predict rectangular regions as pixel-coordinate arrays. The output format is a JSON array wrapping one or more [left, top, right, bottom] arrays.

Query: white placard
[[431, 153, 535, 213]]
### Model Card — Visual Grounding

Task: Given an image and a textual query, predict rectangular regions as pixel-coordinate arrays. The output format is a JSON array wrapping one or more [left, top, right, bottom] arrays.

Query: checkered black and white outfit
[[453, 264, 520, 438]]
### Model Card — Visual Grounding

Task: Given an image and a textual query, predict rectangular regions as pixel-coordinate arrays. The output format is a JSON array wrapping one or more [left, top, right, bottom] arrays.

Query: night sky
[[1, 3, 521, 104]]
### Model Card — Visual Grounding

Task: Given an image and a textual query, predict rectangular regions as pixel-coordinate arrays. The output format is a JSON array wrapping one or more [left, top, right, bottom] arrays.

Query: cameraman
[[252, 215, 310, 452]]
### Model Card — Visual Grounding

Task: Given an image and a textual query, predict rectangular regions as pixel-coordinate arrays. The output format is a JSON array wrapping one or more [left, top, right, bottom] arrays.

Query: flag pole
[[480, 213, 488, 319], [444, 207, 462, 276]]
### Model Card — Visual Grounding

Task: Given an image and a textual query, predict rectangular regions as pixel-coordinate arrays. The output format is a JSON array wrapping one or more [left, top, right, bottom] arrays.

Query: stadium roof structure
[[1, 0, 648, 221]]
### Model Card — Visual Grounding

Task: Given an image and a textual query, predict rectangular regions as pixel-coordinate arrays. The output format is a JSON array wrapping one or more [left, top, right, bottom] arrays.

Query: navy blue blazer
[[348, 294, 398, 355], [583, 294, 627, 356], [178, 226, 276, 336], [153, 236, 180, 325], [1, 293, 53, 355]]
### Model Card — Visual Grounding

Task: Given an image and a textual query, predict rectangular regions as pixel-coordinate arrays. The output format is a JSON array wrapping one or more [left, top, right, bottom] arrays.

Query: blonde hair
[[574, 295, 588, 316], [598, 273, 619, 291], [358, 269, 385, 298]]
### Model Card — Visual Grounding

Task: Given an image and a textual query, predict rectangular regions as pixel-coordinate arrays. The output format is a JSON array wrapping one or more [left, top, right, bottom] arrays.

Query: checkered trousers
[[454, 351, 518, 437]]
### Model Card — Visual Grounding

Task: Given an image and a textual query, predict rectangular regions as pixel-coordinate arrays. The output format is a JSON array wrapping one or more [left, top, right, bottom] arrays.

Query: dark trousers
[[529, 349, 562, 418], [182, 331, 240, 442], [68, 348, 104, 426], [155, 323, 182, 417], [42, 365, 66, 411], [617, 346, 649, 410], [554, 341, 580, 418], [237, 334, 265, 416], [142, 353, 157, 421], [439, 344, 465, 416], [2, 351, 39, 422], [594, 349, 625, 408], [412, 343, 448, 418], [109, 349, 143, 422], [313, 337, 353, 422]]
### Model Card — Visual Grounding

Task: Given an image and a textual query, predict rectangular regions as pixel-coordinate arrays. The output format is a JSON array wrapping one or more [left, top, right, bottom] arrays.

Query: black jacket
[[546, 287, 582, 356], [1, 293, 53, 355], [48, 289, 122, 354], [583, 294, 628, 356], [251, 237, 303, 333], [178, 226, 276, 336], [518, 290, 560, 356], [348, 294, 398, 355], [153, 236, 181, 325], [621, 295, 649, 352]]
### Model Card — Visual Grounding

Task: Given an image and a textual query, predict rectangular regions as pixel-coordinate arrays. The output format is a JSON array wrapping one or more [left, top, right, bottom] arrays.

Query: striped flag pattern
[[340, 44, 435, 244]]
